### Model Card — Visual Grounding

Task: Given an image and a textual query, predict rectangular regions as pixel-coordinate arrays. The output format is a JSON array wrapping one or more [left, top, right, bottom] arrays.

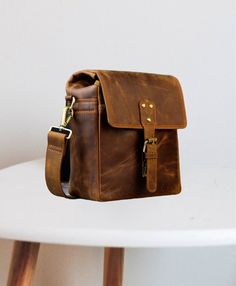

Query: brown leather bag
[[45, 70, 187, 201]]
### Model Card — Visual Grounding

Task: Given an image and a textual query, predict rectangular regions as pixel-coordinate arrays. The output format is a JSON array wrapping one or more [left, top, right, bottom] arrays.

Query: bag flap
[[67, 70, 187, 129]]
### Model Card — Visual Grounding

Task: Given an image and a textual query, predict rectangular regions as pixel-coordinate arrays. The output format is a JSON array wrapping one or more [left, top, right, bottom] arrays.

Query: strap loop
[[139, 99, 158, 193]]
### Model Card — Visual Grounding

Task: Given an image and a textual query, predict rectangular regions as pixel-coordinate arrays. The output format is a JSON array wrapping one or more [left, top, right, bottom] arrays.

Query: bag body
[[46, 70, 187, 201]]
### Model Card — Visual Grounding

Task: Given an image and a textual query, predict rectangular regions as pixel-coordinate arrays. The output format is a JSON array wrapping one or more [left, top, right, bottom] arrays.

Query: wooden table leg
[[103, 247, 125, 286], [7, 240, 40, 286]]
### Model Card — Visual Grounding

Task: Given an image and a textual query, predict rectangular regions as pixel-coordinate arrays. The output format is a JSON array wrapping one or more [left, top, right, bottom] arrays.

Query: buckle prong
[[143, 137, 157, 153], [142, 137, 157, 177]]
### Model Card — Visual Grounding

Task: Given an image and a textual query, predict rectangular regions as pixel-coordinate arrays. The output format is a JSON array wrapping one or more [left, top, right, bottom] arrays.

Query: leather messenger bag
[[45, 70, 187, 201]]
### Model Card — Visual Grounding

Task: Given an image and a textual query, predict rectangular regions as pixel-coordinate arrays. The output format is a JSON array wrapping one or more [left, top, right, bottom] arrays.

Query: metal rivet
[[149, 104, 153, 108], [147, 118, 151, 122], [141, 103, 146, 108]]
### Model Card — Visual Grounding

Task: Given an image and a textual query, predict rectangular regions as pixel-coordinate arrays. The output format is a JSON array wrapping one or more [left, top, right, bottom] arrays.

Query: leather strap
[[45, 131, 71, 198], [139, 99, 158, 193]]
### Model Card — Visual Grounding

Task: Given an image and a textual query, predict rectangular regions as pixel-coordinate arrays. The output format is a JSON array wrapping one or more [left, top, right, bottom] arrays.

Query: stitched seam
[[175, 130, 181, 193], [48, 149, 61, 155], [48, 145, 62, 151], [106, 122, 186, 129], [75, 98, 97, 102], [48, 146, 62, 154], [97, 84, 101, 201], [75, 110, 97, 114]]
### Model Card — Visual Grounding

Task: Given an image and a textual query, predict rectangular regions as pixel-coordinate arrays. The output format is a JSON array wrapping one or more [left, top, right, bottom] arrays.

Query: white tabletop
[[0, 159, 235, 248]]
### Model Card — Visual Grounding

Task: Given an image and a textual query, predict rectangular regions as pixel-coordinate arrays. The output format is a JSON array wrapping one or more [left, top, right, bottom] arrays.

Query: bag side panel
[[69, 85, 100, 200]]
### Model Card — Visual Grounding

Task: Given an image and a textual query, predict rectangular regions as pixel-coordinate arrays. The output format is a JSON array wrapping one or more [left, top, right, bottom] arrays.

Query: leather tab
[[45, 131, 68, 197], [139, 99, 156, 125], [139, 99, 158, 193]]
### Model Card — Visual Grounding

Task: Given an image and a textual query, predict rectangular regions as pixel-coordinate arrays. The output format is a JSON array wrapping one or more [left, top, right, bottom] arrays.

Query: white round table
[[0, 159, 235, 285]]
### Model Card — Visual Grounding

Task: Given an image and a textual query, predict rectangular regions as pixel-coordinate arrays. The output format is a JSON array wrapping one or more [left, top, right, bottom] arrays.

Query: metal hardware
[[143, 137, 158, 153], [143, 137, 157, 153], [49, 126, 72, 139], [142, 137, 158, 177], [142, 154, 147, 177], [149, 104, 153, 108], [48, 97, 75, 140], [147, 117, 151, 122], [141, 103, 146, 108], [61, 97, 75, 128]]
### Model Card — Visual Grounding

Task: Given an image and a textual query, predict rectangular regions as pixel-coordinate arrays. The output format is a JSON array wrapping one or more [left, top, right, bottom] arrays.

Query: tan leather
[[45, 70, 187, 201], [139, 99, 158, 193], [45, 131, 67, 197], [67, 70, 187, 129]]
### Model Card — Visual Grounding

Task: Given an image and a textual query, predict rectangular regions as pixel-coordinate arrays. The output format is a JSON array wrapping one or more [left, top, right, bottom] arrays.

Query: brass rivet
[[149, 104, 153, 108], [141, 103, 146, 108], [147, 118, 151, 122]]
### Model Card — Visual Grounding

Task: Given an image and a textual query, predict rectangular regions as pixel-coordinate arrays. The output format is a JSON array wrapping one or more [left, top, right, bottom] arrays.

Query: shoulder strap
[[45, 95, 76, 198], [45, 130, 74, 198]]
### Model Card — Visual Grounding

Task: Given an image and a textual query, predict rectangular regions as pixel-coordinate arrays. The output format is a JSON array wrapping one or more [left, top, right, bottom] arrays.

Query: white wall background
[[0, 0, 235, 285]]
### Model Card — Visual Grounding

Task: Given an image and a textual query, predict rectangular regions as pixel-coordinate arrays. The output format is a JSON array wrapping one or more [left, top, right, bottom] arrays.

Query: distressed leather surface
[[139, 99, 158, 193], [67, 70, 187, 129], [61, 70, 186, 201], [45, 131, 68, 197], [68, 85, 100, 200], [99, 108, 181, 201]]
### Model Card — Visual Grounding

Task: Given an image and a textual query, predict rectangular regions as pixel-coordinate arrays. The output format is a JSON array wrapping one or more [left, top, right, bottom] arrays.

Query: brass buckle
[[143, 137, 157, 153], [142, 137, 157, 177], [61, 97, 75, 128], [48, 97, 75, 140], [49, 126, 72, 139]]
